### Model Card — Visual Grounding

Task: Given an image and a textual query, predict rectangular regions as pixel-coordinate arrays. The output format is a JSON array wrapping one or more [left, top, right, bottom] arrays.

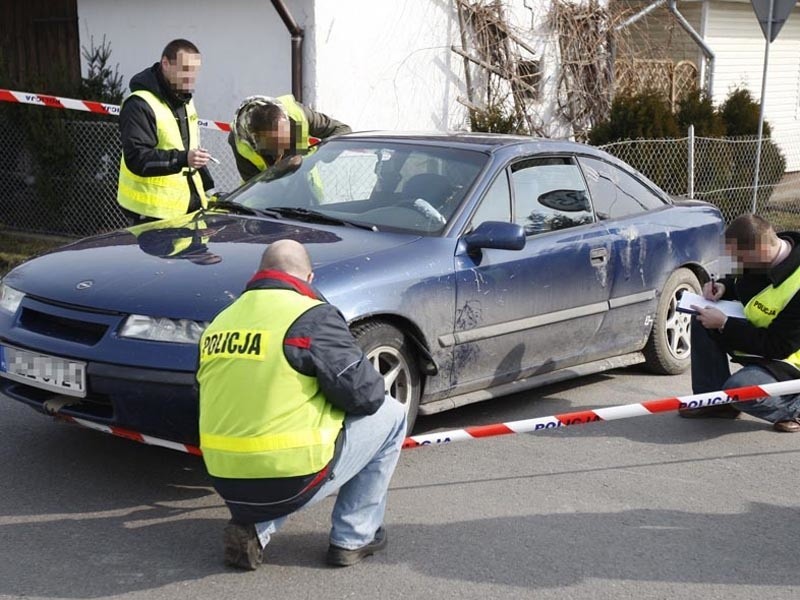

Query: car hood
[[5, 213, 420, 320]]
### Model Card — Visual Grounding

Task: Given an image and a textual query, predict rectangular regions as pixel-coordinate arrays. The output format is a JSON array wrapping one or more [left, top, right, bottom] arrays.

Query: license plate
[[0, 345, 86, 398]]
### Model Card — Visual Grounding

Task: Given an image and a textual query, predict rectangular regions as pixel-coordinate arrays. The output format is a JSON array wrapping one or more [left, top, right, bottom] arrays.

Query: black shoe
[[773, 418, 800, 433], [326, 527, 387, 567], [678, 404, 741, 419], [223, 521, 263, 570]]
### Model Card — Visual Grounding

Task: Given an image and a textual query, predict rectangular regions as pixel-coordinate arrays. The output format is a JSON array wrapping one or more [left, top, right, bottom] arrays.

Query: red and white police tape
[[0, 88, 231, 132], [54, 379, 800, 455], [57, 415, 202, 456], [402, 379, 800, 448]]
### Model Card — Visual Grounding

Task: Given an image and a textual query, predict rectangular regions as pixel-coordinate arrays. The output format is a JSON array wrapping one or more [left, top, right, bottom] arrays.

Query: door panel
[[450, 228, 617, 393], [578, 156, 666, 354], [449, 156, 617, 393]]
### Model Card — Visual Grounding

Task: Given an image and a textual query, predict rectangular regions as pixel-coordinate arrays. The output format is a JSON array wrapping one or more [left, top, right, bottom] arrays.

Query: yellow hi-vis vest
[[233, 94, 311, 173], [117, 90, 208, 219], [127, 213, 209, 257], [741, 263, 800, 369], [197, 289, 345, 479]]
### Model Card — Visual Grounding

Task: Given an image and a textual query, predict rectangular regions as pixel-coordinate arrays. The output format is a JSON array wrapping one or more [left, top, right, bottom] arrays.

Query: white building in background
[[75, 0, 570, 132], [76, 0, 799, 169], [617, 0, 800, 170]]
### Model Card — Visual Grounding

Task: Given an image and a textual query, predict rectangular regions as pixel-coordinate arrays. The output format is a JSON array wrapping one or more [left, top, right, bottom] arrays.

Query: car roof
[[335, 131, 598, 155]]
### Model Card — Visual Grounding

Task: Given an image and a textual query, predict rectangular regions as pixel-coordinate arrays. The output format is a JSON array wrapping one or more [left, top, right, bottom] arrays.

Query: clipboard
[[677, 291, 745, 319]]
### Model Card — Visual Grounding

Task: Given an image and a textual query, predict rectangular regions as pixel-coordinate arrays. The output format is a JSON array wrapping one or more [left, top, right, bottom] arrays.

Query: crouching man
[[197, 239, 406, 569]]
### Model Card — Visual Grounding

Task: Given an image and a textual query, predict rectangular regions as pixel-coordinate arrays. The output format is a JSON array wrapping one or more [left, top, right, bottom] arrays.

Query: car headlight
[[0, 283, 25, 315], [119, 314, 209, 344]]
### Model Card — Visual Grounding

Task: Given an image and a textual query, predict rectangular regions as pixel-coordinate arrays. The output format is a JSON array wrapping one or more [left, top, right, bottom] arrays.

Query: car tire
[[352, 321, 421, 433], [644, 267, 701, 375]]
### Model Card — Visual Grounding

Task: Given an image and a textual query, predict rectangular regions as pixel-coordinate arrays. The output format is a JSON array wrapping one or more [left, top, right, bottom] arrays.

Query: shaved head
[[259, 239, 313, 280]]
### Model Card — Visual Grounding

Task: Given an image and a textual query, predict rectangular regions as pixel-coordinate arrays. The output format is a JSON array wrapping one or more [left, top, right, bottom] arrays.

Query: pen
[[195, 148, 220, 164], [710, 274, 717, 296]]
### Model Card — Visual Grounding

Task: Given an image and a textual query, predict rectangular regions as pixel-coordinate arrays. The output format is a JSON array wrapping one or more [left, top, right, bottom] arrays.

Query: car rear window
[[578, 156, 667, 219]]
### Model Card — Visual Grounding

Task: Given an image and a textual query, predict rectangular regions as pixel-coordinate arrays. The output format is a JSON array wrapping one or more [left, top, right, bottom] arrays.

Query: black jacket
[[119, 64, 214, 211], [227, 102, 351, 182], [715, 231, 800, 379], [210, 270, 385, 523]]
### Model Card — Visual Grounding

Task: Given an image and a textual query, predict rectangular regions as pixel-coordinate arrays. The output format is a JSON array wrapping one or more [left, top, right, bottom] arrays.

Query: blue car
[[0, 133, 723, 445]]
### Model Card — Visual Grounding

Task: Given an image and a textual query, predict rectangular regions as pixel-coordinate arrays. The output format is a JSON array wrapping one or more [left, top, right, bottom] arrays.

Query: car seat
[[401, 173, 455, 208]]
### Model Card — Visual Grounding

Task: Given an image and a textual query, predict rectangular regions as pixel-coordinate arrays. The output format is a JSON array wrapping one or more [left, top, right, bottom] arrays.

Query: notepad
[[677, 292, 746, 319]]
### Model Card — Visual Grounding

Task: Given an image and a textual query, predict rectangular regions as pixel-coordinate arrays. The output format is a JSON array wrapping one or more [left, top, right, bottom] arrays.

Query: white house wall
[[308, 1, 466, 131], [76, 0, 574, 136], [314, 1, 582, 135], [76, 0, 312, 124], [706, 1, 800, 170]]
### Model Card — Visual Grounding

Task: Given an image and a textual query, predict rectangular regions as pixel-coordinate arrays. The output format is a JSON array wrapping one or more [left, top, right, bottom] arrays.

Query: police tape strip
[[402, 379, 800, 449], [57, 415, 203, 456], [0, 88, 231, 132], [52, 379, 800, 456]]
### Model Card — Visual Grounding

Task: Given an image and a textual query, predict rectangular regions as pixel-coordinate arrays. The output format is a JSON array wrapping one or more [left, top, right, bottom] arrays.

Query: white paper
[[677, 291, 746, 319]]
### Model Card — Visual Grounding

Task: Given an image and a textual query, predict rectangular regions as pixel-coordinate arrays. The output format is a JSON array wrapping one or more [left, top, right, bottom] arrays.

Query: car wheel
[[352, 321, 421, 433], [644, 267, 701, 375]]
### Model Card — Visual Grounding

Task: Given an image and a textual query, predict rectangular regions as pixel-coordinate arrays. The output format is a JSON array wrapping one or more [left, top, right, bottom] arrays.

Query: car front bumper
[[0, 360, 199, 445]]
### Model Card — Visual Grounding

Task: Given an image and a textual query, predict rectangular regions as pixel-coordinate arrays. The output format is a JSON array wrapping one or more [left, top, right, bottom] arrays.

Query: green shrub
[[589, 87, 786, 215], [716, 88, 784, 216], [0, 38, 124, 235], [720, 87, 770, 137], [677, 90, 725, 137], [588, 90, 681, 146], [589, 91, 684, 193], [469, 103, 522, 134]]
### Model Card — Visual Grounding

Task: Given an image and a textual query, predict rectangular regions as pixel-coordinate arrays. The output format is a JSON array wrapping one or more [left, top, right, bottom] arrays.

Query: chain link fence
[[600, 132, 800, 227], [0, 111, 240, 237], [1, 109, 798, 237]]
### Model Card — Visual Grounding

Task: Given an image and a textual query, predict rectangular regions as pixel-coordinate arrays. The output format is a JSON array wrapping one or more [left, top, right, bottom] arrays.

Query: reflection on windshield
[[228, 140, 488, 235]]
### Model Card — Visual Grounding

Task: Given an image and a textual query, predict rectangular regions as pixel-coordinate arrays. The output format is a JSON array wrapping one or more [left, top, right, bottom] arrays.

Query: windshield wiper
[[268, 207, 378, 231], [207, 199, 281, 218]]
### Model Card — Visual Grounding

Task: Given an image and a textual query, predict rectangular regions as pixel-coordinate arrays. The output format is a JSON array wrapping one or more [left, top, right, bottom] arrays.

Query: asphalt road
[[1, 366, 798, 600]]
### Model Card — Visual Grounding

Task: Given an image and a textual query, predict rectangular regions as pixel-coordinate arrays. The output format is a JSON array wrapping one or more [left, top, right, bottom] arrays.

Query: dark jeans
[[691, 318, 800, 423]]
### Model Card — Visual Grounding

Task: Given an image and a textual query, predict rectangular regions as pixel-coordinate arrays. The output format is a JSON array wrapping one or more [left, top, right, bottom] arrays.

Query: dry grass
[[0, 230, 72, 277]]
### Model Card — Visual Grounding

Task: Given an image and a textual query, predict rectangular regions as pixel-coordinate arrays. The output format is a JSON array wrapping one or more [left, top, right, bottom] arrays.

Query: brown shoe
[[223, 521, 263, 570], [678, 404, 741, 419], [773, 418, 800, 433]]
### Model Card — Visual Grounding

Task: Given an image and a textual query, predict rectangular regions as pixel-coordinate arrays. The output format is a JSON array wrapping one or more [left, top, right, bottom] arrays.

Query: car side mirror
[[463, 221, 526, 253]]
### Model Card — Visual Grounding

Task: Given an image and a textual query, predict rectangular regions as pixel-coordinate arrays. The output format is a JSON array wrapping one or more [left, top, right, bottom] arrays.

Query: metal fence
[[600, 130, 800, 226], [0, 113, 240, 237], [1, 111, 798, 237]]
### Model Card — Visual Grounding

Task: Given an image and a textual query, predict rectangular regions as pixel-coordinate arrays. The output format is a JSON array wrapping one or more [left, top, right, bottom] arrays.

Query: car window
[[314, 149, 379, 203], [578, 156, 667, 220], [510, 157, 593, 236], [470, 171, 511, 227], [231, 141, 489, 235]]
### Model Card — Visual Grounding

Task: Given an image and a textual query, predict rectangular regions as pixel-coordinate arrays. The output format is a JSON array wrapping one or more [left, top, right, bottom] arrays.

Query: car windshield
[[227, 140, 489, 234]]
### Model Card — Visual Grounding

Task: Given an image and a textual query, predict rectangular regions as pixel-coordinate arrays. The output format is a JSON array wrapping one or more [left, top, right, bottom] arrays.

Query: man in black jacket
[[681, 213, 800, 431], [117, 39, 215, 224], [197, 239, 406, 570]]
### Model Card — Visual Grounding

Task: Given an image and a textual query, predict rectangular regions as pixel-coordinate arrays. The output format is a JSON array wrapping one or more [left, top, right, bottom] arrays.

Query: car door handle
[[590, 247, 608, 265]]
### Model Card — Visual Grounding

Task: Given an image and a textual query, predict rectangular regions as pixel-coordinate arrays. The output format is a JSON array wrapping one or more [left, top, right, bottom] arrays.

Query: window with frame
[[578, 156, 667, 220], [510, 157, 593, 236], [470, 171, 512, 228]]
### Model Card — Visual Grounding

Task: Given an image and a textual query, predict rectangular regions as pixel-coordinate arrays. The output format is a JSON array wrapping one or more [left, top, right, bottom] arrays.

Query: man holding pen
[[680, 213, 800, 432], [117, 39, 215, 224]]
